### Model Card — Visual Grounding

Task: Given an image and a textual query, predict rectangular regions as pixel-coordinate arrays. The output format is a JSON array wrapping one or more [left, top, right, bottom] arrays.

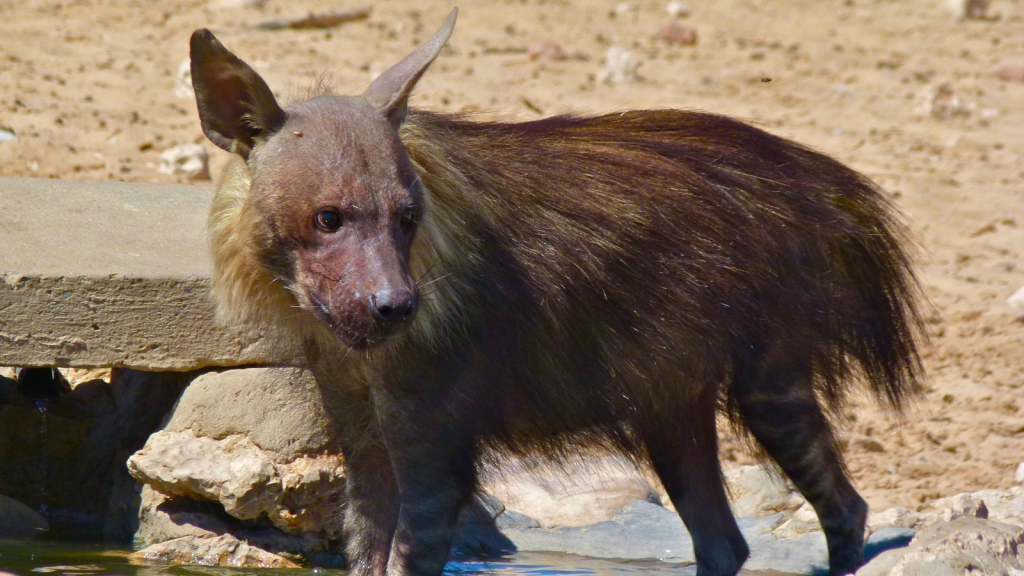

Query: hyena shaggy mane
[[190, 9, 924, 576]]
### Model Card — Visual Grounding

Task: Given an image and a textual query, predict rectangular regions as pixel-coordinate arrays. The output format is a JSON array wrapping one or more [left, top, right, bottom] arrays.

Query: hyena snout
[[369, 289, 417, 324]]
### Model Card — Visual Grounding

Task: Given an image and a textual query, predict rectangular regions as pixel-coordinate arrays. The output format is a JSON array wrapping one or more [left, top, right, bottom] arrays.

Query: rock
[[934, 488, 1024, 527], [927, 492, 990, 522], [128, 367, 351, 566], [161, 367, 341, 459], [856, 516, 1024, 576], [772, 501, 821, 538], [867, 506, 934, 532], [1017, 463, 1024, 484], [208, 0, 267, 7], [129, 534, 300, 568], [64, 368, 111, 387], [172, 60, 193, 99], [945, 0, 993, 19], [724, 465, 804, 517], [159, 144, 210, 180], [0, 127, 16, 142], [128, 430, 283, 521], [495, 509, 541, 529], [500, 497, 832, 573], [742, 514, 829, 574], [599, 46, 639, 84], [612, 2, 639, 17], [666, 1, 691, 18], [865, 527, 917, 558], [134, 484, 344, 562], [1008, 286, 1024, 310], [996, 65, 1024, 83], [129, 369, 348, 538], [480, 455, 660, 528], [0, 494, 48, 538], [848, 434, 886, 453], [657, 23, 697, 46], [915, 83, 973, 119], [501, 499, 696, 563], [528, 41, 567, 61], [135, 486, 227, 546]]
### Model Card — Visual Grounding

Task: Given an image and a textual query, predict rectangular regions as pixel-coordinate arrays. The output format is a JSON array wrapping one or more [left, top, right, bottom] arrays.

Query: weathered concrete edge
[[0, 273, 304, 370]]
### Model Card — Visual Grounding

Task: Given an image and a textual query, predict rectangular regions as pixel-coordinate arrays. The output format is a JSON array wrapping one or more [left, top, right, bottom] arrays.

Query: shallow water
[[0, 541, 708, 576]]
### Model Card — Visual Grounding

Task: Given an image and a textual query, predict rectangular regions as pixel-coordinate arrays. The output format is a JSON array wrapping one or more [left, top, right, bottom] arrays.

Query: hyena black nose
[[370, 290, 417, 323]]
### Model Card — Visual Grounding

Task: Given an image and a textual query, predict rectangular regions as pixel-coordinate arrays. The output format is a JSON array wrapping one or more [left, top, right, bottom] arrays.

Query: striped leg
[[735, 356, 868, 576], [642, 388, 749, 576]]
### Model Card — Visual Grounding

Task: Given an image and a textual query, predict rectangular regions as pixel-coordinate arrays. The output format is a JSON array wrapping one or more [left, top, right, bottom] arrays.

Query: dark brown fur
[[191, 10, 924, 576]]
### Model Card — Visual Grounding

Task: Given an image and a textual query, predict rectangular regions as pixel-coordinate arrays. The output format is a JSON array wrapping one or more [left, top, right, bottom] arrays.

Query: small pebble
[[528, 41, 567, 61], [915, 83, 972, 119], [599, 46, 638, 84], [1015, 462, 1024, 484], [657, 22, 697, 46], [666, 1, 691, 18], [160, 144, 210, 180], [208, 0, 267, 7], [613, 2, 639, 16], [173, 60, 193, 99], [1009, 286, 1024, 310], [995, 65, 1024, 83]]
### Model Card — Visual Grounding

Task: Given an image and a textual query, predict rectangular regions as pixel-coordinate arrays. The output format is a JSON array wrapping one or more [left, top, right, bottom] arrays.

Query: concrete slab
[[0, 177, 301, 369]]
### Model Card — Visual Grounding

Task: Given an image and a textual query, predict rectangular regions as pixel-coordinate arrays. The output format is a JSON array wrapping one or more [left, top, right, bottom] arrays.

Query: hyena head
[[190, 10, 456, 349]]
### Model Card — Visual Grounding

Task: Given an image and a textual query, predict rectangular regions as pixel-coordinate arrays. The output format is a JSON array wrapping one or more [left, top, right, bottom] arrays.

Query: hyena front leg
[[310, 361, 400, 576], [340, 426, 401, 576], [372, 385, 477, 576], [734, 353, 869, 576]]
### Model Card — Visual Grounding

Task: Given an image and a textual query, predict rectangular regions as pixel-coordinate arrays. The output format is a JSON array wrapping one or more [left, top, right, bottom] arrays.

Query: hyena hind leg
[[641, 388, 750, 576], [734, 355, 869, 576]]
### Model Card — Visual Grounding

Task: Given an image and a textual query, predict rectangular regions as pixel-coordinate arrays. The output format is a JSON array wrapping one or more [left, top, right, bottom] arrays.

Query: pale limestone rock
[[128, 429, 345, 536], [915, 83, 974, 119], [613, 2, 639, 17], [772, 501, 822, 538], [856, 516, 1024, 576], [925, 492, 990, 524], [480, 455, 660, 528], [1009, 286, 1024, 310], [600, 46, 639, 84], [159, 144, 210, 180], [935, 488, 1024, 527], [130, 534, 299, 568], [724, 465, 805, 518], [666, 1, 691, 18], [867, 507, 935, 533], [128, 430, 281, 520], [172, 60, 193, 99], [207, 0, 267, 8]]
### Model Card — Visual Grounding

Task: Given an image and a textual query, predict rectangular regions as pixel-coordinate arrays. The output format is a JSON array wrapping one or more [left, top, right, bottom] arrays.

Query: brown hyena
[[190, 9, 924, 576]]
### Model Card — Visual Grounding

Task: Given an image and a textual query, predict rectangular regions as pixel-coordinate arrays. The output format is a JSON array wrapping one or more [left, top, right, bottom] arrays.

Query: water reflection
[[0, 541, 706, 576]]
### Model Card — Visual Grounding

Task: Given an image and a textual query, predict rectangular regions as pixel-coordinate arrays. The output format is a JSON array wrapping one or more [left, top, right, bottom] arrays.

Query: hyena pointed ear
[[189, 29, 286, 158], [363, 8, 457, 129]]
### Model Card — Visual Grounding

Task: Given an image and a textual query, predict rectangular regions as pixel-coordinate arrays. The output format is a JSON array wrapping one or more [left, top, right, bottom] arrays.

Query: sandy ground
[[1, 0, 1022, 513]]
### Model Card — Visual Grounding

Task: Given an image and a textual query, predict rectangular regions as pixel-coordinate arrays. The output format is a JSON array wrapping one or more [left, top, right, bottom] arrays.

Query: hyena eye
[[399, 208, 416, 232], [314, 208, 343, 232]]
